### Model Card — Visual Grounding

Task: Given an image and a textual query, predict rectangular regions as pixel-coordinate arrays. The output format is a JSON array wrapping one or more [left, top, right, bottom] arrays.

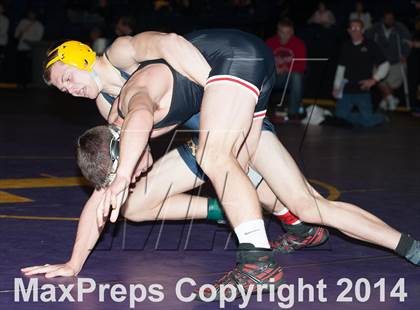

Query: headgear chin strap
[[46, 40, 96, 72], [90, 70, 103, 92]]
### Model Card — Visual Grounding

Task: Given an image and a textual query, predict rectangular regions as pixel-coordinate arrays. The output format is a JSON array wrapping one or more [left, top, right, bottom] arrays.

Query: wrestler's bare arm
[[107, 32, 211, 87], [21, 189, 106, 278], [97, 91, 154, 223], [98, 66, 173, 223], [67, 189, 106, 272], [115, 66, 171, 180], [116, 89, 155, 181]]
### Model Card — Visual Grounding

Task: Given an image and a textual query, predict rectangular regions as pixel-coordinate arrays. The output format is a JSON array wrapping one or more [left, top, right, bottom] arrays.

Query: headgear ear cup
[[109, 126, 121, 174], [45, 41, 96, 71]]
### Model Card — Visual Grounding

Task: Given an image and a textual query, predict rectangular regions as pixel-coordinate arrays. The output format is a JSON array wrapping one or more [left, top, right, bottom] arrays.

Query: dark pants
[[0, 46, 5, 81], [16, 50, 32, 86], [273, 72, 304, 116], [335, 93, 385, 127]]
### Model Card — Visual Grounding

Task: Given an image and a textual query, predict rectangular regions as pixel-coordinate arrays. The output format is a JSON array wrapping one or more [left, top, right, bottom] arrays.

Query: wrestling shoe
[[195, 243, 284, 301], [270, 226, 329, 253]]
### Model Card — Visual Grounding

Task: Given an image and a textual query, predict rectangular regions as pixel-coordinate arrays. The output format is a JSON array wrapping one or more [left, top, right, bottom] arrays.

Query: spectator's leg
[[16, 51, 24, 86], [379, 64, 403, 110], [335, 93, 354, 122], [274, 73, 287, 105], [25, 52, 33, 86], [356, 93, 385, 127], [0, 46, 4, 82], [378, 82, 392, 98], [16, 51, 31, 87], [407, 50, 419, 112], [287, 72, 304, 117], [269, 73, 287, 118]]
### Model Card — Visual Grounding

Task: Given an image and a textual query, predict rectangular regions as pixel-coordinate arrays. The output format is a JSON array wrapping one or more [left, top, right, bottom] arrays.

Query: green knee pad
[[207, 198, 226, 224]]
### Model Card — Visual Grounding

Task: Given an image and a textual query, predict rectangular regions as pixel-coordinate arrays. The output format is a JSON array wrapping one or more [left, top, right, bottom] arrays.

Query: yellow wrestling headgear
[[45, 40, 96, 72]]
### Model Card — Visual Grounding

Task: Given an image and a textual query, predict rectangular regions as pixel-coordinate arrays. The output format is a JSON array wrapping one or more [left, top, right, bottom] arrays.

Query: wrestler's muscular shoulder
[[107, 32, 167, 73], [106, 36, 138, 73], [119, 64, 173, 116]]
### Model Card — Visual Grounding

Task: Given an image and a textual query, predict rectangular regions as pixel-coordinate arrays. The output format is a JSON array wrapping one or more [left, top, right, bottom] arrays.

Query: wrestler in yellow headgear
[[45, 40, 96, 72]]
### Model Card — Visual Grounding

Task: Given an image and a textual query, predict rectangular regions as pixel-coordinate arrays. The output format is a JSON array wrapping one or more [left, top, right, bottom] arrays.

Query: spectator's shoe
[[388, 96, 399, 110], [379, 99, 388, 110], [380, 96, 399, 111], [270, 226, 329, 253], [195, 243, 284, 301]]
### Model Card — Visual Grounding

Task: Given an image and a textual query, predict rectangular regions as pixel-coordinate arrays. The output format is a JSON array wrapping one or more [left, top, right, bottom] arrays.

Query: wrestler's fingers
[[109, 205, 121, 223], [101, 191, 111, 224], [104, 191, 112, 216], [103, 192, 111, 219], [21, 265, 47, 272], [110, 191, 118, 212], [97, 195, 107, 226], [97, 202, 104, 227], [24, 265, 61, 276]]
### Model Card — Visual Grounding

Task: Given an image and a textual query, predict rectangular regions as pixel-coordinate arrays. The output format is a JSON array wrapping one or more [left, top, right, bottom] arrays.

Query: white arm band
[[373, 61, 390, 82], [333, 65, 346, 90]]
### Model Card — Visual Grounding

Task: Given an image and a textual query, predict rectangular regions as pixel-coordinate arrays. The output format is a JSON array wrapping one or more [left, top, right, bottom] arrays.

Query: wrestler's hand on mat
[[98, 174, 130, 225], [21, 263, 78, 278]]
